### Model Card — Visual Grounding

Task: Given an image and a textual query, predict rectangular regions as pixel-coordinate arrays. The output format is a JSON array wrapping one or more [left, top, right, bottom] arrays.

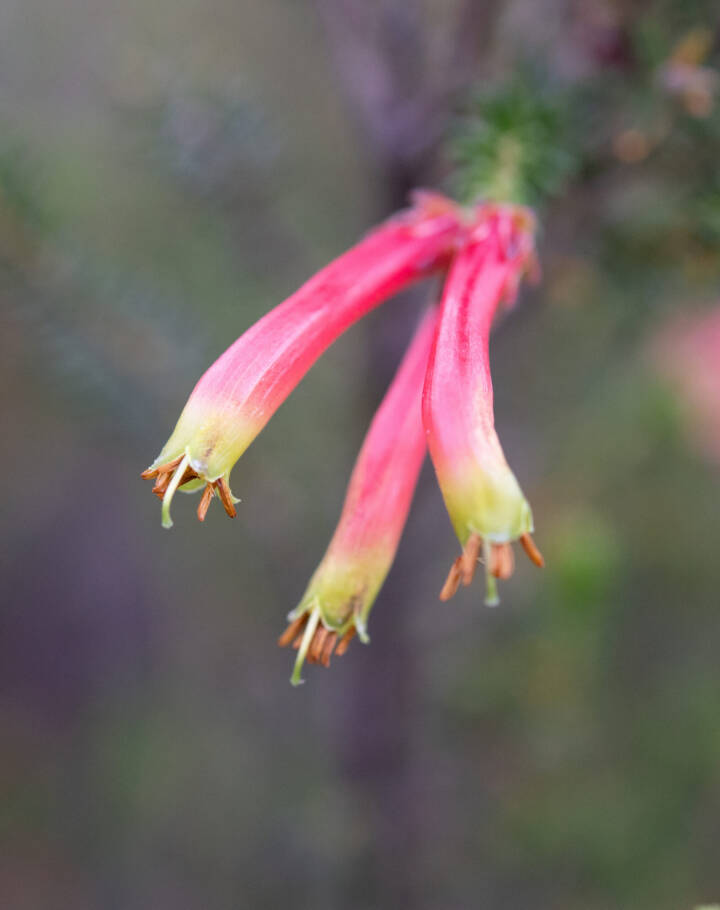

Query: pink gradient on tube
[[329, 305, 437, 559], [423, 210, 533, 489], [190, 198, 463, 430]]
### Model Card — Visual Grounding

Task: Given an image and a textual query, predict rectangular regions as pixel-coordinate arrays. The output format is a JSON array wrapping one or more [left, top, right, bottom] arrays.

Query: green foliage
[[451, 75, 578, 207]]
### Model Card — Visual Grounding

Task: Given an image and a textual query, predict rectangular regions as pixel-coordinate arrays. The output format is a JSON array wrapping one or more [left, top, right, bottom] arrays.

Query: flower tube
[[142, 193, 463, 527], [422, 204, 544, 606], [278, 306, 437, 684]]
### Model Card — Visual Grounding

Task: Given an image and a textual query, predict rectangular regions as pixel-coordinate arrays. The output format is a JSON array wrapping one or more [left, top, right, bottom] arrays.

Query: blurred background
[[1, 1, 720, 908]]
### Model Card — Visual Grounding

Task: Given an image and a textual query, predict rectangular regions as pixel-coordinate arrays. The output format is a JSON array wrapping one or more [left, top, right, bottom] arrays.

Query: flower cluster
[[143, 191, 544, 683]]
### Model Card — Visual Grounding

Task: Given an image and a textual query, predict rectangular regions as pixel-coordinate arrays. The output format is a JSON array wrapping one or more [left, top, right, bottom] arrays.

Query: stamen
[[161, 454, 190, 530], [152, 472, 172, 496], [335, 626, 356, 657], [501, 543, 515, 579], [482, 538, 500, 607], [440, 557, 463, 601], [141, 455, 183, 480], [278, 612, 308, 648], [310, 626, 330, 664], [216, 477, 237, 519], [491, 543, 515, 580], [321, 631, 338, 667], [460, 534, 482, 586], [178, 465, 199, 486], [520, 532, 545, 568], [291, 604, 321, 686], [197, 483, 215, 522]]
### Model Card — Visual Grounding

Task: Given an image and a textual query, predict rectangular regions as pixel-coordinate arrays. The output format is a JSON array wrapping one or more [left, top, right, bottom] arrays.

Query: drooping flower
[[278, 306, 437, 684], [422, 204, 544, 606], [142, 192, 464, 527]]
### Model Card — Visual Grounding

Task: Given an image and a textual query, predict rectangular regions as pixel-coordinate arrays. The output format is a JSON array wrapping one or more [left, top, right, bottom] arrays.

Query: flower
[[422, 203, 544, 606], [142, 192, 464, 527], [142, 192, 551, 683], [278, 306, 437, 684]]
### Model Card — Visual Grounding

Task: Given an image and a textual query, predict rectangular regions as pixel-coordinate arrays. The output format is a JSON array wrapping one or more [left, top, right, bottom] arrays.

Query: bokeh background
[[1, 1, 720, 908]]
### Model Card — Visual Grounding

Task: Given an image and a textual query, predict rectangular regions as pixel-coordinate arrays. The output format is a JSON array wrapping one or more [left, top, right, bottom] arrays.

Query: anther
[[460, 534, 482, 586], [216, 477, 236, 519], [321, 631, 338, 667], [152, 472, 172, 496], [440, 557, 463, 601], [335, 626, 356, 657], [178, 465, 198, 486], [491, 543, 515, 580], [310, 626, 330, 664], [520, 532, 545, 568], [197, 483, 215, 522], [141, 455, 183, 480], [278, 612, 308, 648]]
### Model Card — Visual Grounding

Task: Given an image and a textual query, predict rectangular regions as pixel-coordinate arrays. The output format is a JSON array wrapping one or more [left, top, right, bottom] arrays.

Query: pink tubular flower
[[422, 204, 544, 606], [278, 306, 437, 685], [142, 193, 464, 527]]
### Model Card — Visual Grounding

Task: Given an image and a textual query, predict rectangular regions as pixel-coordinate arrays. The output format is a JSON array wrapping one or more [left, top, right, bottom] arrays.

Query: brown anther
[[178, 466, 198, 486], [151, 459, 198, 496], [439, 557, 463, 601], [460, 534, 482, 586], [502, 543, 516, 578], [490, 545, 501, 577], [158, 455, 184, 473], [491, 543, 515, 580], [310, 626, 330, 665], [520, 532, 545, 568], [320, 631, 338, 667], [152, 472, 172, 496], [197, 483, 215, 522], [335, 626, 356, 657], [215, 477, 236, 519], [141, 455, 183, 480], [278, 613, 308, 648]]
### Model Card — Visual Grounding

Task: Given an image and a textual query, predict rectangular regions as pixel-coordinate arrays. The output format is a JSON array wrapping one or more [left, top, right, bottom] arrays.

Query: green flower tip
[[278, 601, 364, 687], [141, 452, 238, 529]]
